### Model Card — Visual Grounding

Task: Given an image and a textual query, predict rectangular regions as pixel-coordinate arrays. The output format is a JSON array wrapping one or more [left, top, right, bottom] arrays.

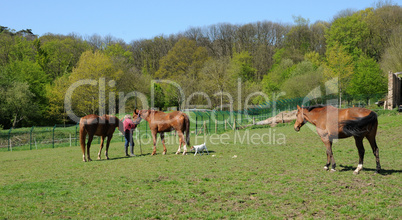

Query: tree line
[[0, 2, 401, 128]]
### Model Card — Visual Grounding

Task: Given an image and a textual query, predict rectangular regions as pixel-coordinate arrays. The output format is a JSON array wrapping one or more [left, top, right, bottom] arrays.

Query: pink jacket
[[123, 118, 136, 131]]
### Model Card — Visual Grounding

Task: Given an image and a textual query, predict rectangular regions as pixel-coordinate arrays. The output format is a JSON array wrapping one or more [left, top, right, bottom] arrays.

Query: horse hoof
[[163, 152, 166, 155], [323, 166, 329, 171], [330, 169, 336, 172], [353, 171, 359, 175]]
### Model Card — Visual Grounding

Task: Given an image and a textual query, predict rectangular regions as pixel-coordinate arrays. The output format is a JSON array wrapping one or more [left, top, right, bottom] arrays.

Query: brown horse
[[79, 114, 125, 162], [133, 110, 191, 155], [294, 105, 381, 174]]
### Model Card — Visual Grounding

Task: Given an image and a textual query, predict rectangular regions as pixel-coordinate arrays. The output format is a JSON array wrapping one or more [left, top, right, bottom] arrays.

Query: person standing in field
[[123, 114, 137, 157]]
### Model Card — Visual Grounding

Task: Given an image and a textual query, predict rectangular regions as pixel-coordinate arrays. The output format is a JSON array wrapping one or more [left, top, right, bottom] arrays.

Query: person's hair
[[124, 114, 132, 119]]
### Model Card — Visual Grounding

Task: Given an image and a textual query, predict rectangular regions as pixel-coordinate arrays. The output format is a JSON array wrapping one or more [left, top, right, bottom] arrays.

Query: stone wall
[[386, 71, 402, 110]]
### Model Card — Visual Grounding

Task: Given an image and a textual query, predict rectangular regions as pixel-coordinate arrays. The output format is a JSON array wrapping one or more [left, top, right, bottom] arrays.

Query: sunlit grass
[[0, 114, 401, 219]]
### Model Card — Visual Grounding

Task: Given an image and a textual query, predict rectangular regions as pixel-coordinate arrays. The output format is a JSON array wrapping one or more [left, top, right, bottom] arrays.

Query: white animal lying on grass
[[190, 143, 209, 156]]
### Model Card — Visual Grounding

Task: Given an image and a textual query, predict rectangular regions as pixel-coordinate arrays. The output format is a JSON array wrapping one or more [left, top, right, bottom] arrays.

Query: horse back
[[314, 106, 377, 139], [150, 111, 187, 133], [80, 114, 118, 137]]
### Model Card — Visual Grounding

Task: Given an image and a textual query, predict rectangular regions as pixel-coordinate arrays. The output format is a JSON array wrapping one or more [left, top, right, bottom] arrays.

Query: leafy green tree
[[348, 55, 387, 102], [130, 36, 175, 76], [262, 49, 295, 96], [380, 25, 402, 73], [2, 82, 38, 128], [281, 61, 324, 98], [325, 8, 372, 59], [230, 51, 256, 81], [155, 38, 209, 107], [285, 16, 312, 54], [46, 75, 70, 123], [104, 43, 133, 62], [0, 31, 14, 65], [67, 50, 123, 116], [5, 59, 49, 104], [324, 42, 354, 95], [200, 57, 233, 110], [152, 83, 165, 110], [39, 35, 90, 79], [155, 38, 209, 80], [365, 4, 402, 60], [8, 36, 36, 62], [163, 84, 181, 109]]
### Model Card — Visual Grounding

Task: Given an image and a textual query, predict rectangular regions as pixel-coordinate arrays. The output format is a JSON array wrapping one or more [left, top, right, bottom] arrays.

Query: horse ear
[[297, 105, 301, 110], [134, 109, 139, 115]]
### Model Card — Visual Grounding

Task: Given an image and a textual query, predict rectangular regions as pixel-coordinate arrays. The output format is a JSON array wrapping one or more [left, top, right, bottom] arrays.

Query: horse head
[[133, 109, 152, 124], [294, 105, 307, 132]]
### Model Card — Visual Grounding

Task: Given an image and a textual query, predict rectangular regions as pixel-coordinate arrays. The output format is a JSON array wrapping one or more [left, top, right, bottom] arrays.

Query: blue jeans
[[124, 130, 134, 155]]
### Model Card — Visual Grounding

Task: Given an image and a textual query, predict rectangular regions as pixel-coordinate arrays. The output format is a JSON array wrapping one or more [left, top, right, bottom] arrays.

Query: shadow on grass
[[94, 150, 217, 160], [339, 165, 402, 175]]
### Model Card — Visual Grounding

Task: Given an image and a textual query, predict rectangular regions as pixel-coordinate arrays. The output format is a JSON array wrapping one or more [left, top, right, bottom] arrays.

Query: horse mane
[[303, 105, 327, 112]]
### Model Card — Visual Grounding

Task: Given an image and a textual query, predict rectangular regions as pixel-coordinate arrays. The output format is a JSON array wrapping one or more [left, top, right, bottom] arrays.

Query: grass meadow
[[0, 113, 401, 219]]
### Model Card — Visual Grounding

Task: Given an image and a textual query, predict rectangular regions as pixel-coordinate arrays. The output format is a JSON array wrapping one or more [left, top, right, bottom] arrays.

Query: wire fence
[[0, 93, 387, 152]]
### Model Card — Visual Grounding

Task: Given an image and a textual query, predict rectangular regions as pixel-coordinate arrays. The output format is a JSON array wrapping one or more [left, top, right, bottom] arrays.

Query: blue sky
[[0, 0, 391, 43]]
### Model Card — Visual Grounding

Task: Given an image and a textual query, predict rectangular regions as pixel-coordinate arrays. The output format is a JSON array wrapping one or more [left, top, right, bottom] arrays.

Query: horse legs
[[151, 130, 157, 156], [177, 131, 187, 155], [366, 132, 381, 174], [160, 133, 167, 155], [321, 137, 336, 172], [86, 135, 94, 161], [104, 135, 112, 160], [353, 136, 365, 175], [80, 129, 87, 162], [97, 136, 105, 160], [176, 136, 182, 155]]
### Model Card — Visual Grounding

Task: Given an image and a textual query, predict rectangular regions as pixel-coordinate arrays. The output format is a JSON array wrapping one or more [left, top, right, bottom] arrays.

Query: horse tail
[[184, 113, 191, 147], [79, 118, 87, 152], [342, 111, 378, 137]]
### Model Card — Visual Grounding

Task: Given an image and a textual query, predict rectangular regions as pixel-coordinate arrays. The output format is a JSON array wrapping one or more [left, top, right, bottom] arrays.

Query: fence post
[[145, 121, 148, 138], [53, 125, 56, 148], [195, 112, 198, 135], [30, 126, 34, 150], [208, 114, 211, 134]]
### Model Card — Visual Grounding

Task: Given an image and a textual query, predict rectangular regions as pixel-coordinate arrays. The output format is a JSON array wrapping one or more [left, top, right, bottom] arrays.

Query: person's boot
[[130, 145, 135, 157], [125, 146, 130, 157]]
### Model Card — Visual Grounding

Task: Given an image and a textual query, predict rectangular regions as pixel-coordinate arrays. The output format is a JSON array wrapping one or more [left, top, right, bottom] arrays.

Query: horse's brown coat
[[133, 110, 191, 155], [79, 114, 124, 162], [294, 105, 381, 174]]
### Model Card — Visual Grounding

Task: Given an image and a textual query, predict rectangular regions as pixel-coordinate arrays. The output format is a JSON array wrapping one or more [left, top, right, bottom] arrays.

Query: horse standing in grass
[[79, 114, 125, 162], [294, 105, 381, 174], [133, 110, 191, 155]]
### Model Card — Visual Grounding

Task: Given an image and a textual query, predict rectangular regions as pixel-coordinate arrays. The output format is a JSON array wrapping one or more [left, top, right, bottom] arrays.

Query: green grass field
[[1, 113, 401, 219]]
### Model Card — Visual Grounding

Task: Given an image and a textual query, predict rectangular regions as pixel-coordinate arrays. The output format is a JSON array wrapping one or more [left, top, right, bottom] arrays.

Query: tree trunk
[[12, 115, 17, 128]]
